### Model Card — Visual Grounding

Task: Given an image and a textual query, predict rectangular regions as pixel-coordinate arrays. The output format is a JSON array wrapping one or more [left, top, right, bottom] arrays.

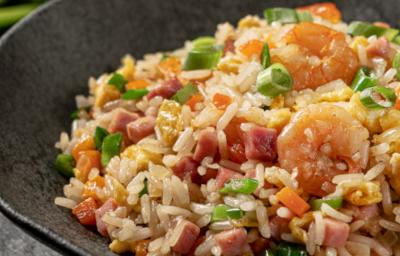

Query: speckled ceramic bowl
[[0, 0, 399, 255]]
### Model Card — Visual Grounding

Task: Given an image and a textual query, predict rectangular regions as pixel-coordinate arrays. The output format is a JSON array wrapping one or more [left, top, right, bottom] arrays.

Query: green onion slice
[[257, 63, 293, 97], [348, 21, 399, 42], [296, 11, 313, 22], [264, 8, 299, 24], [94, 126, 109, 150], [310, 198, 343, 211], [139, 179, 148, 197], [122, 89, 149, 100], [101, 133, 122, 166], [393, 52, 400, 80], [261, 43, 271, 69], [55, 154, 75, 177], [211, 204, 244, 222], [360, 86, 396, 109], [220, 178, 259, 194], [108, 73, 127, 92], [275, 243, 308, 256], [192, 36, 216, 51], [183, 49, 222, 70], [351, 67, 378, 92], [171, 83, 198, 104]]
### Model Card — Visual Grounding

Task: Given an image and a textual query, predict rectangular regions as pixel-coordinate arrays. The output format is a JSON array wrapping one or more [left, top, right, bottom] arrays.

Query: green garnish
[[220, 178, 259, 194], [261, 43, 271, 69], [121, 89, 149, 100], [264, 8, 299, 24], [171, 83, 198, 104], [310, 198, 343, 211], [55, 154, 75, 177], [348, 21, 399, 42], [360, 86, 396, 109], [183, 49, 222, 70], [296, 11, 313, 22], [275, 243, 308, 256], [211, 204, 244, 222], [139, 179, 148, 197], [257, 63, 293, 98], [393, 52, 400, 80], [70, 109, 80, 120], [192, 36, 216, 51], [108, 73, 127, 92], [0, 3, 40, 29], [94, 126, 109, 150], [351, 67, 378, 92], [101, 133, 122, 166]]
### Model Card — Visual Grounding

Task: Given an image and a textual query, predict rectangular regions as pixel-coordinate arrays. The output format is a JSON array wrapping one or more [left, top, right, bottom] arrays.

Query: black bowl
[[0, 0, 399, 255]]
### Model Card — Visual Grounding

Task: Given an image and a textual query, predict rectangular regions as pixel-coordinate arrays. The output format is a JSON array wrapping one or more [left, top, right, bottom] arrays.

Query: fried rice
[[54, 2, 400, 255]]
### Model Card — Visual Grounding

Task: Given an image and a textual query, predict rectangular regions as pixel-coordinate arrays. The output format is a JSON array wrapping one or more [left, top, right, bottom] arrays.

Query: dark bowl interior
[[0, 0, 399, 255]]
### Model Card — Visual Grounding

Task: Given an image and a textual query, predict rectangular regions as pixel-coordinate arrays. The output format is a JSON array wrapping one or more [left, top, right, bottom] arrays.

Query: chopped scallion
[[393, 52, 400, 80], [55, 154, 75, 177], [171, 83, 198, 104], [261, 43, 271, 69], [121, 89, 149, 100], [183, 49, 222, 70], [296, 11, 313, 22], [101, 133, 122, 166], [310, 198, 343, 211], [192, 36, 216, 51], [351, 67, 378, 92], [108, 73, 127, 92], [94, 126, 109, 150], [348, 21, 399, 42], [211, 204, 243, 222], [257, 63, 293, 97], [264, 8, 298, 24], [360, 86, 396, 109], [220, 178, 259, 194], [139, 179, 148, 197]]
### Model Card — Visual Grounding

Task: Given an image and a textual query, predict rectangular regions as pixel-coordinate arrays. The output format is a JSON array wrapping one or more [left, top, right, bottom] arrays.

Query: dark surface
[[0, 212, 60, 256], [0, 0, 399, 255]]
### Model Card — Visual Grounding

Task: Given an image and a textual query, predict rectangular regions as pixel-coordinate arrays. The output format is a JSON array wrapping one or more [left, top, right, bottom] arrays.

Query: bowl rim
[[0, 1, 90, 255]]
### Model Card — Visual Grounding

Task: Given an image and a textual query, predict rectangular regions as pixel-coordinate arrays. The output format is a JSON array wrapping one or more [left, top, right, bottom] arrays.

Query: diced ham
[[366, 37, 396, 60], [354, 204, 381, 236], [126, 116, 156, 143], [200, 168, 218, 184], [214, 228, 247, 256], [250, 237, 270, 254], [269, 216, 290, 239], [172, 156, 201, 184], [108, 108, 139, 134], [193, 129, 218, 162], [244, 126, 277, 162], [223, 38, 235, 56], [322, 217, 350, 247], [171, 220, 201, 254], [215, 167, 243, 188], [95, 198, 118, 237], [147, 77, 182, 100]]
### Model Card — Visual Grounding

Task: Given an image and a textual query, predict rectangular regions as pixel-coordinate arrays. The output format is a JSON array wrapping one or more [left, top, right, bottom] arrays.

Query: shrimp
[[277, 103, 369, 196], [271, 22, 359, 91]]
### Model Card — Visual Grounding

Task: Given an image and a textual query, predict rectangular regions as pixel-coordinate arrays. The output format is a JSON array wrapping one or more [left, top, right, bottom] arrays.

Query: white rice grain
[[219, 159, 242, 173], [194, 236, 216, 256], [365, 162, 386, 181], [379, 219, 400, 232], [349, 234, 390, 256], [346, 241, 371, 256], [54, 197, 77, 209], [313, 211, 325, 246], [321, 203, 352, 223], [216, 102, 238, 131], [277, 207, 294, 219], [217, 130, 228, 159], [350, 220, 366, 232], [332, 173, 364, 184], [158, 205, 192, 218]]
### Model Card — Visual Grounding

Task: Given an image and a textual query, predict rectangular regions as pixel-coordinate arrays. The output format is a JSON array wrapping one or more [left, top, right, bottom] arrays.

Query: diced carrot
[[373, 22, 390, 29], [125, 79, 149, 90], [72, 197, 98, 225], [212, 93, 232, 110], [186, 93, 204, 111], [82, 176, 105, 199], [134, 240, 150, 256], [75, 150, 101, 182], [158, 56, 181, 77], [72, 137, 96, 161], [395, 98, 400, 110], [276, 187, 310, 216], [239, 39, 264, 59], [297, 2, 341, 23]]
